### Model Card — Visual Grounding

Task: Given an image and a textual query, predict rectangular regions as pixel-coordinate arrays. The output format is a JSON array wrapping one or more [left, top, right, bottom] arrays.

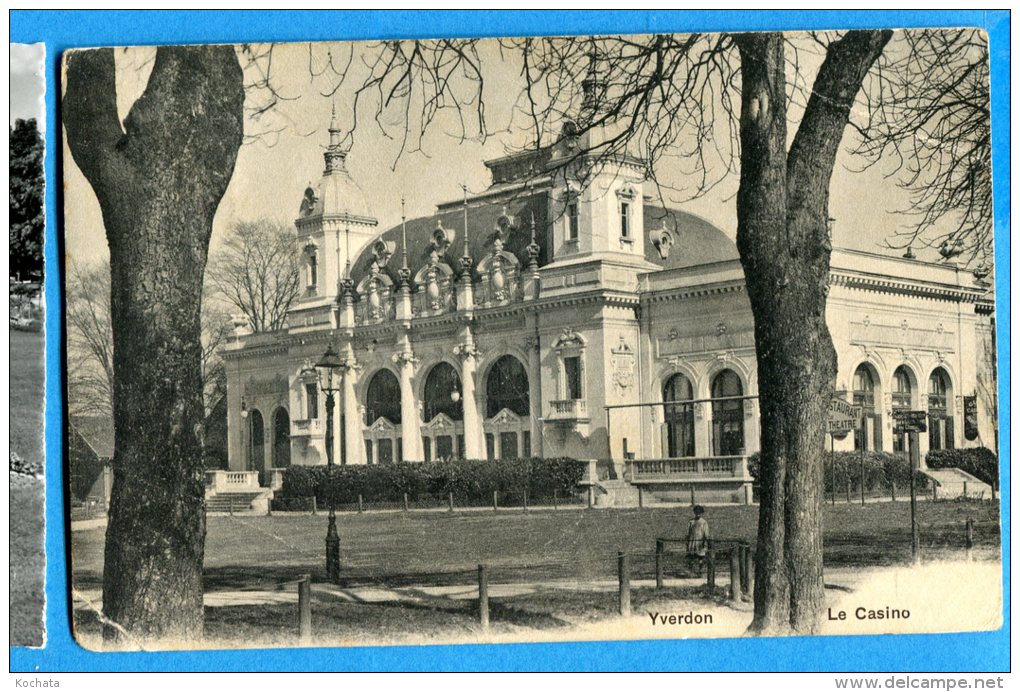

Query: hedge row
[[277, 457, 585, 506], [926, 447, 998, 486], [747, 451, 931, 493]]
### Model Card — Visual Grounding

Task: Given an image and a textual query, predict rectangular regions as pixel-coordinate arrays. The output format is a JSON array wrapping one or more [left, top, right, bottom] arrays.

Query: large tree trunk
[[734, 31, 891, 635], [63, 46, 244, 645]]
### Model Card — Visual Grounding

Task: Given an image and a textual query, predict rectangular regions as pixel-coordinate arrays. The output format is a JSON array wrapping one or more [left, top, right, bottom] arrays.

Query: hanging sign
[[964, 396, 979, 441], [827, 398, 862, 437]]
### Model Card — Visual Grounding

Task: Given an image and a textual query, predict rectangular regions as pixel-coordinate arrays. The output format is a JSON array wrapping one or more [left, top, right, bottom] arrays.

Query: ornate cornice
[[829, 271, 989, 305]]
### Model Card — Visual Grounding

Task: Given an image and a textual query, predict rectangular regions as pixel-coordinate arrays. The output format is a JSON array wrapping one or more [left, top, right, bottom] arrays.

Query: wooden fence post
[[298, 574, 312, 645], [493, 491, 499, 512], [638, 486, 644, 509], [311, 496, 317, 515], [729, 548, 739, 601], [655, 539, 664, 590], [523, 490, 528, 513], [403, 493, 409, 512], [587, 486, 594, 509], [992, 483, 997, 501], [618, 552, 631, 616], [448, 491, 454, 513], [845, 477, 851, 504], [689, 486, 696, 507], [740, 544, 750, 595], [553, 489, 559, 510], [746, 547, 755, 597], [932, 483, 938, 502], [891, 481, 896, 503], [966, 518, 974, 561], [706, 542, 716, 591], [358, 494, 363, 514], [478, 564, 489, 630], [963, 481, 968, 499]]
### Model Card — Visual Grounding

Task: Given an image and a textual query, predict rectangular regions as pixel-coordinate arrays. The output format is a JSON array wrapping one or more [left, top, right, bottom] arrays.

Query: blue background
[[10, 10, 1010, 672]]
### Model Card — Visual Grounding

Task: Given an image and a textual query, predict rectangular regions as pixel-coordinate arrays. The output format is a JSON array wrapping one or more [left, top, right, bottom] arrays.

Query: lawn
[[10, 327, 46, 647], [10, 327, 45, 474], [70, 500, 1000, 649], [72, 500, 1000, 592], [11, 473, 45, 646]]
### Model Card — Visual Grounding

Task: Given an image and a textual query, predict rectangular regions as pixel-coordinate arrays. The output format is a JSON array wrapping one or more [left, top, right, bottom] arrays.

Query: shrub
[[926, 447, 998, 486], [277, 457, 585, 507], [747, 450, 928, 492]]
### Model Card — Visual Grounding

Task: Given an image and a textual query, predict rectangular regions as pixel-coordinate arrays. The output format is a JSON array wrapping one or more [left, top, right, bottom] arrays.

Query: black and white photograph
[[62, 29, 1000, 651], [10, 41, 47, 648]]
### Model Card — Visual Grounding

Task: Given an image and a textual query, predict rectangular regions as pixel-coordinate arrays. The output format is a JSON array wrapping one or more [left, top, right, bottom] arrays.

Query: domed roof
[[348, 193, 737, 289], [643, 205, 739, 269], [350, 192, 549, 290], [308, 165, 374, 220], [297, 106, 376, 222]]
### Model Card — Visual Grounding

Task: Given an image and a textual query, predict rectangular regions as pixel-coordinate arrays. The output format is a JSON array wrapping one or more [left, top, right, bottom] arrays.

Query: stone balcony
[[545, 399, 590, 425], [290, 418, 325, 439]]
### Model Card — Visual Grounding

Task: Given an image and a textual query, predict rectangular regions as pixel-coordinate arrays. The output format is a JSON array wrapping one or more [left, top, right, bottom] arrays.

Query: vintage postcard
[[10, 41, 47, 647], [62, 29, 1000, 652]]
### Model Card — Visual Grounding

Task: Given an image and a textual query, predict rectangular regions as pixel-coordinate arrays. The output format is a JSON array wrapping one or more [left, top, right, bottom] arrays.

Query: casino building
[[221, 107, 997, 504]]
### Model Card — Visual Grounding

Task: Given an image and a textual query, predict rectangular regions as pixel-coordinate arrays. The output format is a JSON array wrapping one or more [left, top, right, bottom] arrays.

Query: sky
[[11, 43, 46, 131], [61, 35, 969, 272]]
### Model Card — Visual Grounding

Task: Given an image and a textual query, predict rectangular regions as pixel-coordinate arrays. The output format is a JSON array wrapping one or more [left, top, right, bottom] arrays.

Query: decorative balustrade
[[627, 456, 749, 482], [205, 470, 261, 493], [546, 399, 589, 422]]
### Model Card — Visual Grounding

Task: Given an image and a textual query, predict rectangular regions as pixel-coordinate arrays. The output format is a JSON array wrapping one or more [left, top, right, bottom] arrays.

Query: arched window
[[892, 366, 914, 453], [486, 356, 530, 419], [273, 408, 291, 469], [711, 369, 744, 456], [852, 364, 883, 452], [663, 373, 695, 458], [249, 408, 265, 474], [365, 369, 401, 425], [928, 368, 954, 450], [423, 362, 463, 422], [484, 356, 531, 460]]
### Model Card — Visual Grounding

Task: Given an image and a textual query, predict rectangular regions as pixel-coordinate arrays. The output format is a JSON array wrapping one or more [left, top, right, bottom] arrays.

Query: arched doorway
[[928, 367, 954, 450], [484, 355, 531, 459], [249, 408, 265, 474], [365, 369, 402, 464], [663, 373, 695, 458], [892, 365, 915, 453], [711, 369, 744, 456], [273, 407, 291, 471], [423, 362, 463, 461], [852, 364, 882, 451]]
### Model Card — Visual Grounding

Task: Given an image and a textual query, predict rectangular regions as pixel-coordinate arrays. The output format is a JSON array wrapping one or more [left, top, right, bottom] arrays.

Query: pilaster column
[[696, 401, 713, 457], [393, 348, 423, 462], [341, 344, 365, 466], [526, 333, 544, 457], [454, 335, 485, 460]]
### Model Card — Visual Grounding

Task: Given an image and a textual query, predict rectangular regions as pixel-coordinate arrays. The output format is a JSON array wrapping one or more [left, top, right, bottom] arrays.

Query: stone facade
[[222, 115, 997, 503]]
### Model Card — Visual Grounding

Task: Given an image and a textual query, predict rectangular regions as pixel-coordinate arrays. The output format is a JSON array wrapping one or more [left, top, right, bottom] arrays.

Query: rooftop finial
[[397, 196, 412, 287], [324, 99, 348, 174], [462, 183, 470, 258], [580, 47, 602, 126], [526, 210, 541, 270], [344, 220, 352, 279], [400, 197, 409, 270]]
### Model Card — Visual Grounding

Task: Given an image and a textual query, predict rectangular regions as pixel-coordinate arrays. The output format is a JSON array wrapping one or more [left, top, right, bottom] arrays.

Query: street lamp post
[[316, 343, 344, 584]]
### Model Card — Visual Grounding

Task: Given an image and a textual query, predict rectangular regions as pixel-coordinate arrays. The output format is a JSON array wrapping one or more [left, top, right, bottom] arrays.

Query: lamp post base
[[325, 514, 340, 584]]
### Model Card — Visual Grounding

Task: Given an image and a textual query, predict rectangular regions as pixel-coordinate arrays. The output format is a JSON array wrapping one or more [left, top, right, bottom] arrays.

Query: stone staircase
[[920, 467, 993, 500], [593, 479, 642, 508], [206, 491, 265, 513]]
